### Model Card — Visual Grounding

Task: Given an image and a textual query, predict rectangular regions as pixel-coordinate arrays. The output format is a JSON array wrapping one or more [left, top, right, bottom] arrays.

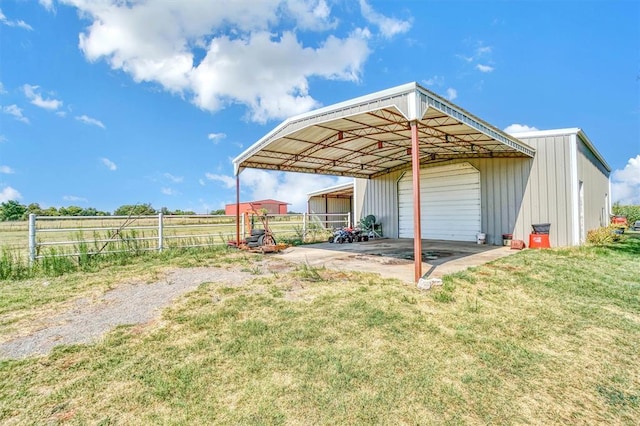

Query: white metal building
[[233, 82, 611, 280]]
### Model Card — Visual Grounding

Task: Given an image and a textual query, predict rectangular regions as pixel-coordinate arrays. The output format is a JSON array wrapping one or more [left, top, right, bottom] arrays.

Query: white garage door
[[398, 162, 481, 241]]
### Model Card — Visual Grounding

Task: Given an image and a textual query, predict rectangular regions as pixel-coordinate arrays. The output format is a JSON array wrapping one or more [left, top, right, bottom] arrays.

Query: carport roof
[[233, 82, 535, 179], [307, 181, 354, 199]]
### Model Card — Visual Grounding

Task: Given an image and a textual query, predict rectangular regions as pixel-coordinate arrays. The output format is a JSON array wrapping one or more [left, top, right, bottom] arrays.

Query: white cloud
[[0, 135, 7, 143], [0, 165, 14, 174], [422, 75, 444, 87], [457, 42, 496, 74], [455, 54, 474, 63], [60, 0, 379, 123], [0, 186, 22, 202], [23, 84, 63, 110], [208, 132, 227, 143], [205, 173, 236, 189], [2, 104, 29, 123], [63, 195, 88, 203], [445, 88, 457, 101], [285, 0, 337, 31], [0, 82, 6, 94], [359, 0, 411, 38], [39, 0, 54, 11], [611, 155, 640, 205], [239, 169, 352, 212], [190, 29, 370, 123], [476, 45, 492, 56], [164, 173, 184, 183], [161, 187, 177, 195], [76, 114, 106, 129], [199, 178, 206, 186], [101, 157, 117, 171], [476, 64, 494, 73], [503, 124, 539, 134], [0, 9, 33, 30]]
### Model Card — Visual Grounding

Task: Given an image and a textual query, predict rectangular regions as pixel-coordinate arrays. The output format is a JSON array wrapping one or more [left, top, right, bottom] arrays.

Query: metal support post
[[236, 175, 240, 245], [411, 121, 423, 282]]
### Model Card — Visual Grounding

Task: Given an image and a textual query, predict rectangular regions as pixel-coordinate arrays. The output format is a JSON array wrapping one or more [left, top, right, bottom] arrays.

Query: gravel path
[[0, 267, 255, 360]]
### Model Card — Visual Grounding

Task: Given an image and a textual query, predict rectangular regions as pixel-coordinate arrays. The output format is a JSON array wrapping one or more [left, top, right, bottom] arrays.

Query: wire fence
[[20, 212, 351, 263]]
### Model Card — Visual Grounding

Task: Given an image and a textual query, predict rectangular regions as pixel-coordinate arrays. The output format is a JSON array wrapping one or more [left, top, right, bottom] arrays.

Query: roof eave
[[306, 181, 355, 198]]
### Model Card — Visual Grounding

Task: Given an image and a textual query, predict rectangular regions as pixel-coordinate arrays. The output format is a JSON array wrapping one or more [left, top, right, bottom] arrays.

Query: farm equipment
[[230, 210, 288, 253], [328, 226, 369, 243], [611, 215, 628, 233]]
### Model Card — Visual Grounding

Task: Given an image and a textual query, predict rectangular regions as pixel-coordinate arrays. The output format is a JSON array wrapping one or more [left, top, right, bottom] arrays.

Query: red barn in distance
[[224, 199, 290, 216]]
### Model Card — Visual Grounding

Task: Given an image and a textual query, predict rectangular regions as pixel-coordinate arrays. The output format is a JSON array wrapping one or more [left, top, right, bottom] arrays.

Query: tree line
[[0, 200, 226, 221]]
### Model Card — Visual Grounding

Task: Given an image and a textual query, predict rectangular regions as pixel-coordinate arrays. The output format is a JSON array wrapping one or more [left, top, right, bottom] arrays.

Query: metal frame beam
[[411, 121, 422, 282]]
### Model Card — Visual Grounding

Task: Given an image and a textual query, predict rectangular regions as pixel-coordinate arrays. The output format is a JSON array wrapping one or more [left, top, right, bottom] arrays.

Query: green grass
[[1, 239, 639, 424], [0, 215, 334, 264]]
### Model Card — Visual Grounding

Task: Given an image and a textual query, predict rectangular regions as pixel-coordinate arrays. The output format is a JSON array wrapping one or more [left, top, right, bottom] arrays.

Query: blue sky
[[1, 0, 639, 213]]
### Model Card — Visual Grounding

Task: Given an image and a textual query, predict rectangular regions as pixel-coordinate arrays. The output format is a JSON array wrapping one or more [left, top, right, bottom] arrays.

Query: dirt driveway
[[276, 238, 515, 282]]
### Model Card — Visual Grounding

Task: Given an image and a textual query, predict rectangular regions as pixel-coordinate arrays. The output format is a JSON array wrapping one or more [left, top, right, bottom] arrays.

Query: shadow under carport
[[275, 238, 515, 283]]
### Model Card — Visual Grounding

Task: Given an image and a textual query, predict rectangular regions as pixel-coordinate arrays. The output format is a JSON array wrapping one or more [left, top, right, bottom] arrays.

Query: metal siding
[[469, 157, 531, 245], [360, 133, 592, 247], [308, 197, 327, 214], [354, 178, 367, 223], [308, 197, 350, 214], [327, 198, 351, 214], [360, 171, 403, 238], [577, 138, 611, 233], [513, 135, 574, 247]]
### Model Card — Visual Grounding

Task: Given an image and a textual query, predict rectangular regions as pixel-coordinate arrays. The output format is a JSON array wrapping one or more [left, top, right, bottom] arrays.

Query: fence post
[[302, 213, 307, 241], [158, 212, 164, 252], [241, 212, 245, 240], [28, 214, 36, 265]]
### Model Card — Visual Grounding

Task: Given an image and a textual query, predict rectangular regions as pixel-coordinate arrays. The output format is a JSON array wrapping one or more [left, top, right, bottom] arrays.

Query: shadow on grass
[[602, 237, 640, 256]]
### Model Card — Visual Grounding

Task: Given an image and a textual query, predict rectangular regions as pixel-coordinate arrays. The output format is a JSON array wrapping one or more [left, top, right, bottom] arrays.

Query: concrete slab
[[275, 238, 515, 283]]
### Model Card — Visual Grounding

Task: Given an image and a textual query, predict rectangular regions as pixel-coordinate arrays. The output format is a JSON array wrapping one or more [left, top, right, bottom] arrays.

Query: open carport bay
[[276, 239, 514, 283]]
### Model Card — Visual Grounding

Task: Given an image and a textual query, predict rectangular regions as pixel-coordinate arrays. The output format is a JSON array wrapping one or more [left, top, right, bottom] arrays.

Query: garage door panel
[[398, 162, 481, 241]]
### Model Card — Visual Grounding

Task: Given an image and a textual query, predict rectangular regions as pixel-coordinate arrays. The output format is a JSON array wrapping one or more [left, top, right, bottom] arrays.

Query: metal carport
[[233, 82, 535, 282]]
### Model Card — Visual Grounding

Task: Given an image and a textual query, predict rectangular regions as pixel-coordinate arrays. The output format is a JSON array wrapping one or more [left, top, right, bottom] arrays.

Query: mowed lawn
[[1, 239, 639, 424]]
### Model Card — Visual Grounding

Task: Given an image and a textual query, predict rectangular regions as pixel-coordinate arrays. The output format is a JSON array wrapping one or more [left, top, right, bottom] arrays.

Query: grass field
[[0, 238, 639, 424], [0, 214, 337, 261]]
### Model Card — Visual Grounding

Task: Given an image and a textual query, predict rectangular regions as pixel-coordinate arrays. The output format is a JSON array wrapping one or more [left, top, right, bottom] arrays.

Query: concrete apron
[[275, 238, 515, 284]]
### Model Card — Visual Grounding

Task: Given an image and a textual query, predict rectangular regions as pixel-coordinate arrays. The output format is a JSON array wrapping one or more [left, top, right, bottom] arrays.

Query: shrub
[[586, 225, 624, 246]]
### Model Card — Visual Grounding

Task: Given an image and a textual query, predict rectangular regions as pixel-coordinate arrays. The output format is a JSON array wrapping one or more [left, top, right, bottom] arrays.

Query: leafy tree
[[210, 209, 226, 215], [41, 206, 60, 216], [59, 205, 84, 216], [612, 202, 640, 226], [22, 203, 44, 219], [26, 203, 43, 215], [80, 207, 99, 216], [113, 203, 157, 216], [0, 200, 27, 221]]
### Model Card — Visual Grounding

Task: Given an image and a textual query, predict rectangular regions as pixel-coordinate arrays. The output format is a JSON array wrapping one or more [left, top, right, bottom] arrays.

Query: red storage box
[[529, 233, 550, 249]]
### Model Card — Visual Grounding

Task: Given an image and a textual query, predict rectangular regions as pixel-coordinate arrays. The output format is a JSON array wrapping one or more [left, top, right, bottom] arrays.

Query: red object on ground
[[510, 239, 526, 250], [529, 234, 550, 249]]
